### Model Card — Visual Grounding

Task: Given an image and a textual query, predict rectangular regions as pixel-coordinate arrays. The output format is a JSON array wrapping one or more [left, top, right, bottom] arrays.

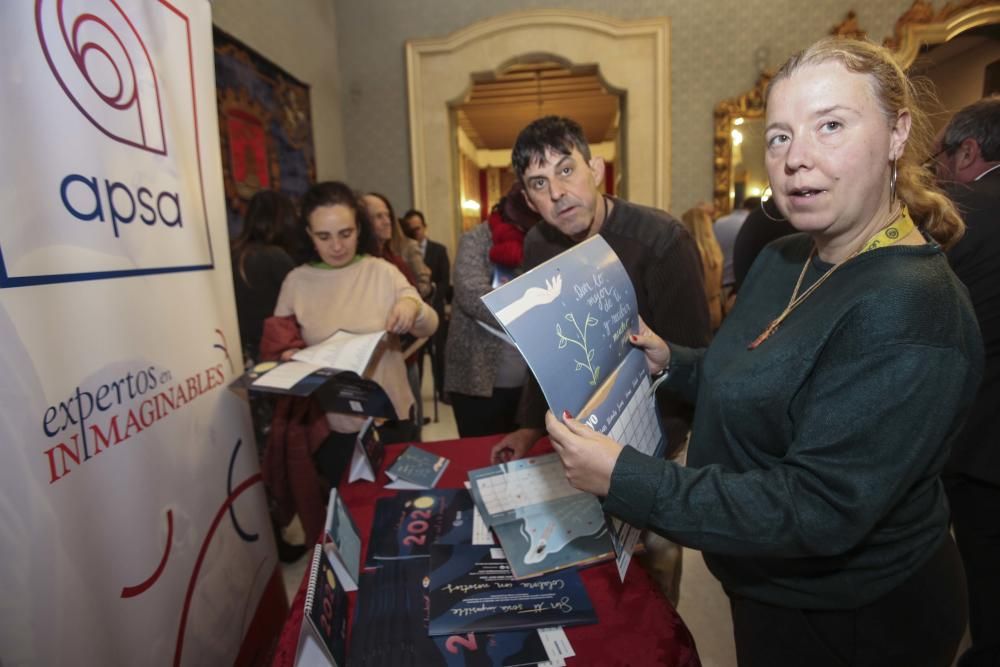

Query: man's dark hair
[[400, 209, 426, 240], [401, 209, 425, 226], [943, 95, 1000, 161], [511, 116, 592, 181]]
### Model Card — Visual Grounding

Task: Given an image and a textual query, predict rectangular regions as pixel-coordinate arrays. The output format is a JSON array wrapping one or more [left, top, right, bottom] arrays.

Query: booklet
[[480, 235, 668, 581], [385, 446, 449, 489], [349, 559, 552, 667], [467, 453, 614, 580], [290, 329, 386, 371], [427, 544, 597, 637], [322, 488, 362, 592], [365, 489, 474, 566], [347, 417, 384, 483], [295, 544, 348, 667], [242, 330, 397, 419]]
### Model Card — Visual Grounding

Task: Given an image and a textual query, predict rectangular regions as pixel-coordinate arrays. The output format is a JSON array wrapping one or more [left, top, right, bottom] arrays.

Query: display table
[[269, 435, 701, 666]]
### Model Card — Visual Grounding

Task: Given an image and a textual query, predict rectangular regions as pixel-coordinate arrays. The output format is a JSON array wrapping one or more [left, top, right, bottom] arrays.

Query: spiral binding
[[304, 544, 323, 614]]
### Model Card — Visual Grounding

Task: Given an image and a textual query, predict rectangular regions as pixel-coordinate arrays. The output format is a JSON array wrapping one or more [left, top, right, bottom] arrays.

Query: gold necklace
[[747, 205, 916, 350]]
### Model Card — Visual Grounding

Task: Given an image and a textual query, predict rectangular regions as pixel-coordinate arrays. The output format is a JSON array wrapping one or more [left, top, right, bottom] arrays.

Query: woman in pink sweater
[[274, 181, 438, 484]]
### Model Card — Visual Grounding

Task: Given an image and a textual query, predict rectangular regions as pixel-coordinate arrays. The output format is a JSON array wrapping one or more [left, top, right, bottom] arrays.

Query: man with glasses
[[936, 96, 1000, 667]]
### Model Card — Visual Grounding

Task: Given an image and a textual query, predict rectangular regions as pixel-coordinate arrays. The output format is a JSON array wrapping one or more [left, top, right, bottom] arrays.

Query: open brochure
[[289, 329, 385, 371], [467, 453, 614, 580], [480, 235, 667, 581], [241, 330, 397, 419]]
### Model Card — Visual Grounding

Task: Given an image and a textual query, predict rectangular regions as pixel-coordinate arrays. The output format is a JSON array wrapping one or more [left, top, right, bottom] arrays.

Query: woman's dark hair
[[300, 181, 379, 259], [495, 179, 540, 231], [231, 190, 300, 282]]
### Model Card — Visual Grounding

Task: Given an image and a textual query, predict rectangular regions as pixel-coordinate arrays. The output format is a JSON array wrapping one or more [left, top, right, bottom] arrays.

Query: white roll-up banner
[[0, 1, 285, 664]]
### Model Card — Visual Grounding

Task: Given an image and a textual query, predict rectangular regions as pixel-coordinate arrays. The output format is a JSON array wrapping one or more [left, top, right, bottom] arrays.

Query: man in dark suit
[[402, 209, 450, 403], [933, 96, 1000, 667]]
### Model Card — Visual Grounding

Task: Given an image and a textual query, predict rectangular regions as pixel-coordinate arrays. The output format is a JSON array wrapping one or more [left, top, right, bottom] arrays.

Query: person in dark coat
[[933, 95, 1000, 667], [402, 209, 451, 403]]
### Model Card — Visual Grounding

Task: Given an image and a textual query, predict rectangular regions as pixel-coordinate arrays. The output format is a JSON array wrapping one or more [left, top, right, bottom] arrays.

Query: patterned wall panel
[[213, 0, 348, 182]]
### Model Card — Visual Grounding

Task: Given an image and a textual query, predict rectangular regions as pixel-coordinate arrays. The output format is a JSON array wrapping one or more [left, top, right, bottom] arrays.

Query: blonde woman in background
[[681, 207, 724, 330]]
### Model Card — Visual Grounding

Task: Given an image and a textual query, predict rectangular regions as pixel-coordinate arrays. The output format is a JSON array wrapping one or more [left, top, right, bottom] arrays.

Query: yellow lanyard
[[748, 206, 916, 350]]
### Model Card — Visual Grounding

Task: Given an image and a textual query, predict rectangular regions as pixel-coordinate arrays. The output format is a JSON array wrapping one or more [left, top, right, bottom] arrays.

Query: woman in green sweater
[[546, 38, 983, 665]]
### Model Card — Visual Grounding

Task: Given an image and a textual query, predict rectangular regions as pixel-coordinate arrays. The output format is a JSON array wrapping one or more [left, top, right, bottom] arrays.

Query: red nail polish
[[562, 410, 572, 420]]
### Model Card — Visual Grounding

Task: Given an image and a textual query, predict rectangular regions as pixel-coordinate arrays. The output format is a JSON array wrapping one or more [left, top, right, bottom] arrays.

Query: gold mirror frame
[[887, 0, 1000, 68], [712, 72, 772, 215], [710, 1, 1000, 215]]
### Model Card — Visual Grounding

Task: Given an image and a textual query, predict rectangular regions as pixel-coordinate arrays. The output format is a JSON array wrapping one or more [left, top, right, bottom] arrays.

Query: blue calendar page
[[480, 236, 667, 580]]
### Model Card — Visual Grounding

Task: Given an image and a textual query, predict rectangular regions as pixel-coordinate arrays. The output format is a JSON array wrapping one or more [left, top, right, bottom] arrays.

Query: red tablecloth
[[270, 435, 701, 666]]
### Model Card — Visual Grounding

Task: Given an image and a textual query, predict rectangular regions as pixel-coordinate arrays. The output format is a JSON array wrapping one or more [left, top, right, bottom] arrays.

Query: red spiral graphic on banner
[[173, 472, 263, 667], [120, 509, 174, 599], [35, 0, 167, 154]]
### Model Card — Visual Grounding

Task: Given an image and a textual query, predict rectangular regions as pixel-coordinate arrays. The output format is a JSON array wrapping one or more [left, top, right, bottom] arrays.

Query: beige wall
[[211, 0, 347, 181], [333, 0, 923, 239]]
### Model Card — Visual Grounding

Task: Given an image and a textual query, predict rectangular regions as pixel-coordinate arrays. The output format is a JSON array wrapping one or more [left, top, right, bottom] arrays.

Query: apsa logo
[[0, 1, 214, 287], [35, 0, 167, 155]]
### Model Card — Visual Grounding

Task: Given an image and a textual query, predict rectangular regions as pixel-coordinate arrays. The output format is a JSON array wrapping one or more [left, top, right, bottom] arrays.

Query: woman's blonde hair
[[767, 37, 963, 249], [681, 207, 723, 272], [682, 206, 724, 329]]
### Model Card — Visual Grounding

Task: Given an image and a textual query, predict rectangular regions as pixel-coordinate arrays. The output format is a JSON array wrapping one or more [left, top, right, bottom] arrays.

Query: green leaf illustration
[[556, 310, 601, 386]]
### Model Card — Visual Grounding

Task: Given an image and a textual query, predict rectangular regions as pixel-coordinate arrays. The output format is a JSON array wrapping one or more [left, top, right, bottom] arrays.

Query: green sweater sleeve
[[657, 343, 704, 405], [603, 339, 976, 558]]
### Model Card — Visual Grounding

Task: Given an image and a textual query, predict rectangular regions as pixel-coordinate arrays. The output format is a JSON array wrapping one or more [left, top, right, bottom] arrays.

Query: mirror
[[713, 72, 771, 215], [888, 1, 1000, 69], [889, 1, 1000, 135], [711, 2, 1000, 216]]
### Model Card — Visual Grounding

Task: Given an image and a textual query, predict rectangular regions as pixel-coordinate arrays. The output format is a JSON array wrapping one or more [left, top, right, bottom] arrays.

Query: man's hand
[[490, 427, 544, 464], [630, 316, 671, 375], [545, 410, 623, 497], [279, 348, 300, 362], [386, 297, 420, 334]]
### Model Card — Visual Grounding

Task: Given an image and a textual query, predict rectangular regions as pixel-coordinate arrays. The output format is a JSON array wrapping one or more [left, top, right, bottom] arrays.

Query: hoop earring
[[890, 158, 898, 203], [760, 187, 787, 223]]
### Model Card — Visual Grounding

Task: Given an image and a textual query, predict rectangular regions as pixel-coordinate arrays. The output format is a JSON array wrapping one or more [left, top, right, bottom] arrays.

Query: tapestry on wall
[[213, 27, 316, 237]]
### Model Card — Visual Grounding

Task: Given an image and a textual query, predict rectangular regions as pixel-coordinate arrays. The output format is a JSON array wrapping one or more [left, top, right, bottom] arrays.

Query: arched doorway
[[451, 57, 624, 231], [405, 10, 670, 252]]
